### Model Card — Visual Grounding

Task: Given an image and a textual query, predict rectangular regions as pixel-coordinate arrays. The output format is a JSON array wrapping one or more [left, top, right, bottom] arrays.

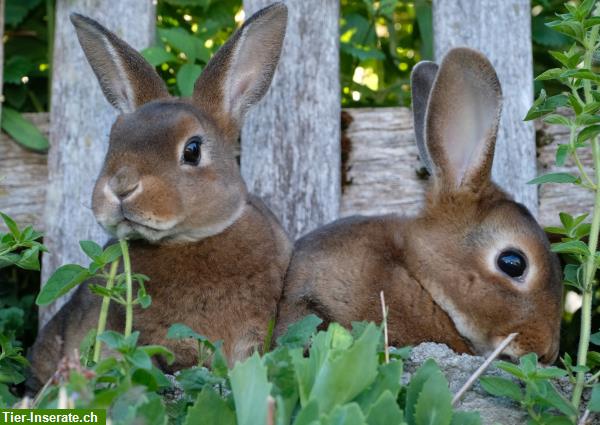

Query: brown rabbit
[[275, 48, 563, 364], [29, 3, 292, 388]]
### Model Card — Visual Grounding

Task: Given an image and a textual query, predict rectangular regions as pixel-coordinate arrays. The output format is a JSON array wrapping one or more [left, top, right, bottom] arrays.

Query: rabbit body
[[276, 48, 563, 364], [29, 3, 291, 388]]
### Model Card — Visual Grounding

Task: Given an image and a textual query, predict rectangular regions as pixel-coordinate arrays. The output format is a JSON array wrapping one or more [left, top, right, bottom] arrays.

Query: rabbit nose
[[109, 167, 140, 200]]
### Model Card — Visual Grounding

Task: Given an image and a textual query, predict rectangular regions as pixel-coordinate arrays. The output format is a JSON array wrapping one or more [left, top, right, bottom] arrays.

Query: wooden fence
[[0, 109, 591, 231]]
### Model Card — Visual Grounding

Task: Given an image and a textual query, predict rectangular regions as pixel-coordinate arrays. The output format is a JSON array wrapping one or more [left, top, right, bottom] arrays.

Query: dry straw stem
[[266, 395, 276, 425], [452, 332, 518, 406], [379, 291, 389, 364], [578, 409, 591, 425]]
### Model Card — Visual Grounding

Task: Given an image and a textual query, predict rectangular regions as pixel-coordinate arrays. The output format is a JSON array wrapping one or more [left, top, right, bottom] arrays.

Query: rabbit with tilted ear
[[28, 3, 292, 390], [275, 48, 563, 364]]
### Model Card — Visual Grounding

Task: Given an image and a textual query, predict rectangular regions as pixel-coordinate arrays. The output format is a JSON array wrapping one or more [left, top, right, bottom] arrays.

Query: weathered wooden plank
[[41, 0, 156, 325], [1, 108, 591, 236], [0, 114, 49, 229], [241, 0, 341, 239], [432, 0, 538, 215]]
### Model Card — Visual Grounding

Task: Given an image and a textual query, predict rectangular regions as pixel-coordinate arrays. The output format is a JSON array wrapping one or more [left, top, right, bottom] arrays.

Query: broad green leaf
[[36, 264, 91, 305], [479, 376, 522, 401], [534, 380, 577, 417], [137, 394, 168, 425], [141, 47, 178, 66], [577, 124, 600, 144], [528, 173, 578, 185], [177, 63, 203, 97], [16, 245, 41, 271], [414, 372, 453, 425], [1, 107, 49, 152], [293, 400, 319, 425], [365, 390, 405, 425], [158, 28, 199, 62], [167, 323, 207, 341], [356, 360, 403, 410], [322, 403, 367, 425], [80, 240, 102, 260], [184, 387, 236, 425], [551, 240, 590, 256], [559, 212, 575, 229], [98, 331, 126, 351], [555, 144, 569, 167], [535, 68, 564, 81], [494, 361, 526, 379], [277, 314, 323, 348], [535, 367, 568, 379], [543, 114, 571, 126], [561, 68, 600, 82], [405, 359, 441, 424], [546, 19, 585, 42], [589, 384, 600, 412], [126, 349, 153, 370], [229, 352, 272, 425], [101, 243, 123, 264], [590, 331, 600, 346], [307, 323, 380, 413], [519, 353, 538, 376], [139, 345, 175, 365]]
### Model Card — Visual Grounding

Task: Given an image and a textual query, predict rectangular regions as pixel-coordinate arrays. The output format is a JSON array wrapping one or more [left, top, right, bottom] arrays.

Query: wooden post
[[0, 0, 5, 124], [241, 0, 341, 239], [41, 0, 155, 326], [432, 0, 538, 215]]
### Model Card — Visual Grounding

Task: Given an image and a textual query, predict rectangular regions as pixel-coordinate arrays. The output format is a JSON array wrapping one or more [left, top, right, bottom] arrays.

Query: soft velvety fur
[[29, 3, 291, 389], [275, 48, 563, 364]]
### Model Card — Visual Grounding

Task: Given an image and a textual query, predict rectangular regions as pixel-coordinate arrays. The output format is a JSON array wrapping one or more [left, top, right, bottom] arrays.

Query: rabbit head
[[409, 48, 563, 363], [70, 4, 287, 242]]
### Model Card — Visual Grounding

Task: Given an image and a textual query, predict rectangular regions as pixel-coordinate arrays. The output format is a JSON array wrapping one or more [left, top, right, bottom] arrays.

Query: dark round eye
[[497, 250, 527, 279], [182, 137, 202, 165]]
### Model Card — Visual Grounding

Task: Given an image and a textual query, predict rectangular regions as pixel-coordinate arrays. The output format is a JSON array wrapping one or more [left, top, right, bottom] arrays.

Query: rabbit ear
[[193, 3, 287, 131], [70, 14, 169, 113], [425, 48, 502, 190], [411, 61, 438, 174]]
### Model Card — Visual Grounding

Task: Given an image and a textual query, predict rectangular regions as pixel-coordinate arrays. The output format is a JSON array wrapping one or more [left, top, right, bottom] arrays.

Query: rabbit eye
[[497, 250, 527, 279], [182, 137, 202, 165]]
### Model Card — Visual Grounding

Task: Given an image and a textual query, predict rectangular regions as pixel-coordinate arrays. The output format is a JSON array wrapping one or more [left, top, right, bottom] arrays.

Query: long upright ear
[[425, 48, 502, 190], [70, 14, 170, 113], [193, 3, 287, 131], [411, 61, 438, 174]]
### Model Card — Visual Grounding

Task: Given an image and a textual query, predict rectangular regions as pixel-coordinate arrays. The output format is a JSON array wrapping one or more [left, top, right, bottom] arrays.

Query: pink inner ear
[[445, 87, 498, 186]]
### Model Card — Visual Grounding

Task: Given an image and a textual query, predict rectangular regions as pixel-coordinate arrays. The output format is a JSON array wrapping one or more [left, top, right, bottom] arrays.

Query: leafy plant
[[515, 0, 600, 415], [0, 211, 45, 404]]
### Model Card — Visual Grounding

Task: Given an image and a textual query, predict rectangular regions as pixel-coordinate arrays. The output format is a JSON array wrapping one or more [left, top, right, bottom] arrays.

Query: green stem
[[93, 259, 119, 363], [119, 240, 134, 337], [572, 136, 600, 408], [570, 126, 596, 189]]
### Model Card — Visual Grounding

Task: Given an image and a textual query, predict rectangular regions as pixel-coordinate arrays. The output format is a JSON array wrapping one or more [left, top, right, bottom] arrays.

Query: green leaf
[[555, 144, 570, 167], [543, 114, 571, 126], [177, 63, 203, 97], [141, 47, 178, 66], [167, 323, 207, 341], [277, 314, 323, 348], [184, 387, 236, 425], [97, 331, 125, 351], [534, 380, 577, 417], [101, 243, 122, 264], [590, 331, 600, 346], [365, 390, 404, 425], [137, 394, 168, 425], [577, 125, 600, 144], [414, 372, 453, 425], [0, 213, 20, 238], [1, 107, 49, 152], [405, 359, 441, 424], [561, 68, 600, 82], [528, 173, 579, 185], [293, 400, 319, 425], [16, 245, 41, 271], [356, 360, 403, 410], [479, 376, 522, 401], [322, 403, 367, 425], [36, 264, 92, 305], [229, 352, 272, 425], [139, 345, 175, 365], [307, 323, 380, 413], [126, 349, 152, 370], [535, 366, 568, 379], [80, 240, 102, 261], [551, 240, 590, 256], [495, 361, 526, 379], [158, 28, 199, 62], [589, 384, 600, 412], [535, 68, 565, 81]]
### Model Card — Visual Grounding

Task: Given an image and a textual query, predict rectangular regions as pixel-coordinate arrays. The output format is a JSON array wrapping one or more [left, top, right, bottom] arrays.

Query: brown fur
[[276, 48, 563, 364], [29, 3, 291, 390]]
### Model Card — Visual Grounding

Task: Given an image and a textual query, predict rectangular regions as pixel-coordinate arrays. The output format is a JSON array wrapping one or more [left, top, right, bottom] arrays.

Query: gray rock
[[405, 342, 598, 425]]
